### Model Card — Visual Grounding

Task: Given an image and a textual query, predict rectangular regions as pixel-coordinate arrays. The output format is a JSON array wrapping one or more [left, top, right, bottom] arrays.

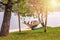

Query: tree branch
[[0, 1, 6, 6], [11, 1, 18, 5]]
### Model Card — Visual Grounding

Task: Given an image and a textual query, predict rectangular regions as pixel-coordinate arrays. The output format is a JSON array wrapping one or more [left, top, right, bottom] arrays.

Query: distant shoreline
[[9, 28, 31, 33]]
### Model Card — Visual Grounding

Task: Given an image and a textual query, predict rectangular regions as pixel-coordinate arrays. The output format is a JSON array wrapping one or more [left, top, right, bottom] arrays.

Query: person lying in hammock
[[23, 20, 39, 30]]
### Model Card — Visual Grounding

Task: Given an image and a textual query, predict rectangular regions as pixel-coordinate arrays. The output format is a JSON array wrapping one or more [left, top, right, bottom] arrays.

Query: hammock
[[24, 20, 39, 28]]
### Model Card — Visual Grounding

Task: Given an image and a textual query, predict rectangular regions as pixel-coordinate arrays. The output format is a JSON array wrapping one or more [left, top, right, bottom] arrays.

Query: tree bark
[[0, 0, 12, 36], [44, 7, 48, 32], [18, 12, 21, 32], [17, 0, 21, 32], [38, 8, 45, 27]]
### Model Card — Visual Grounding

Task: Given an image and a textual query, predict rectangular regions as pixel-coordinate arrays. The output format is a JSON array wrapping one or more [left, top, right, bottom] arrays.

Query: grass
[[0, 27, 60, 40]]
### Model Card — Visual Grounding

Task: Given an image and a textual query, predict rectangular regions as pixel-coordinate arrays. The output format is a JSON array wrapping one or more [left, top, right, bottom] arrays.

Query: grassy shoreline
[[0, 27, 60, 40]]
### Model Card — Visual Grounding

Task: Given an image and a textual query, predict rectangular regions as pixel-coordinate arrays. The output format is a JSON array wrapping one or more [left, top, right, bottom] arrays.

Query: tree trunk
[[17, 0, 21, 32], [0, 0, 12, 36], [38, 8, 44, 27], [44, 7, 48, 32], [18, 12, 21, 32]]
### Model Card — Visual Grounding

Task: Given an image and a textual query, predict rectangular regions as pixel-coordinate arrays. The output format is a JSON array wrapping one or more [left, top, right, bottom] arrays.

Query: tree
[[0, 0, 13, 36], [17, 0, 21, 32], [16, 0, 29, 32], [28, 0, 50, 32]]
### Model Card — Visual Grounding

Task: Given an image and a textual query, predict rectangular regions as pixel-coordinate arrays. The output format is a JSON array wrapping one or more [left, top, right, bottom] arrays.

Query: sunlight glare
[[51, 0, 57, 7]]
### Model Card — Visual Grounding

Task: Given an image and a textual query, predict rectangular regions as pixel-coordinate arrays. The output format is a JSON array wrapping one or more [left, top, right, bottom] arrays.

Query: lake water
[[0, 12, 60, 32], [47, 12, 60, 27]]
